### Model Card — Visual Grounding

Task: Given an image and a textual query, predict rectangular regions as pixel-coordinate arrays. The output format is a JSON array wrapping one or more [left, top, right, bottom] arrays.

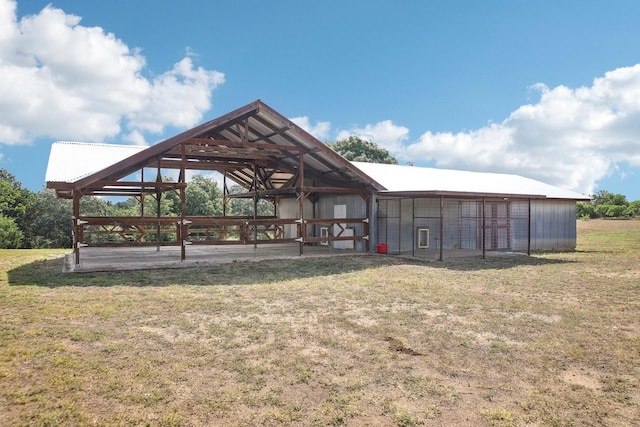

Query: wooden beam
[[185, 138, 302, 153]]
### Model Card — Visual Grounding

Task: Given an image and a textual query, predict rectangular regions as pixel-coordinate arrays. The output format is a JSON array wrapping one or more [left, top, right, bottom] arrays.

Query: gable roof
[[45, 100, 589, 202], [351, 162, 590, 200], [45, 141, 148, 184], [46, 100, 382, 197]]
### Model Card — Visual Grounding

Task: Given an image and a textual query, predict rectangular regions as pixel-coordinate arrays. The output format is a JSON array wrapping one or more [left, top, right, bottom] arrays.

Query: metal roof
[[46, 100, 381, 197], [351, 162, 590, 200], [45, 141, 148, 184], [44, 101, 589, 202]]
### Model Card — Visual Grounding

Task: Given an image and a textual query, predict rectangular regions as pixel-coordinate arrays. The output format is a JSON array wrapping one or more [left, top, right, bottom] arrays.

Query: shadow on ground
[[8, 253, 574, 288]]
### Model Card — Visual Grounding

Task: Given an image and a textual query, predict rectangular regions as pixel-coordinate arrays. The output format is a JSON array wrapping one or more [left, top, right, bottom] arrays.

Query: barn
[[45, 100, 589, 270]]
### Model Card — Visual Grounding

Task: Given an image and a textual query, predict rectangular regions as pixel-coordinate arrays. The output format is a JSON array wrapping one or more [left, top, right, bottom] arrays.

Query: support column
[[223, 171, 227, 217], [527, 198, 531, 256], [298, 152, 305, 255], [73, 190, 81, 265], [253, 162, 258, 249], [180, 142, 187, 261], [439, 195, 444, 261], [482, 197, 486, 259], [364, 193, 371, 253], [156, 161, 162, 252]]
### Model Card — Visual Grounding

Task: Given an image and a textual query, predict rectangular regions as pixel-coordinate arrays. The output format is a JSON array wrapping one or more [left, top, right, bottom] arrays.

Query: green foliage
[[30, 190, 72, 248], [186, 175, 223, 216], [578, 190, 638, 219], [0, 215, 23, 248], [624, 200, 640, 217], [225, 185, 275, 217], [0, 169, 36, 245], [591, 190, 627, 206], [327, 136, 398, 164], [576, 202, 596, 219], [595, 204, 628, 218]]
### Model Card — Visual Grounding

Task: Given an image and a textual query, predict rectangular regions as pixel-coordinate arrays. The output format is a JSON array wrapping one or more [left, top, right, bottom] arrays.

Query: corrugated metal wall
[[316, 195, 367, 252], [277, 198, 313, 239], [376, 196, 577, 258], [530, 200, 576, 251], [278, 195, 367, 251], [280, 195, 577, 256]]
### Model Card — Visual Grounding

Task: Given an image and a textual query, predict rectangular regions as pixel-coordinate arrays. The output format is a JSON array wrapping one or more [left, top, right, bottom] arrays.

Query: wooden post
[[253, 162, 258, 249], [223, 171, 227, 217], [73, 190, 81, 265], [298, 151, 305, 255], [156, 157, 162, 251], [180, 142, 187, 261], [365, 193, 371, 253], [439, 195, 444, 261]]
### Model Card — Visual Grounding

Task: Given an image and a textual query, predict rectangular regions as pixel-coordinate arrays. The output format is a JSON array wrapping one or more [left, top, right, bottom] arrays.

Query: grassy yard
[[1, 219, 639, 426]]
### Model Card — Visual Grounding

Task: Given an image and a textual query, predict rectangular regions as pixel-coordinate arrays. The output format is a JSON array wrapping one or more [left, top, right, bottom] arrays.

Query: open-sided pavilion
[[46, 100, 378, 270]]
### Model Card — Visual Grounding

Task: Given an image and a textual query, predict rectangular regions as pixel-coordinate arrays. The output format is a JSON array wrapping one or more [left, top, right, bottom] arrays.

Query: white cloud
[[0, 0, 224, 146], [123, 130, 147, 146], [402, 64, 640, 196], [336, 120, 409, 153], [290, 116, 331, 140]]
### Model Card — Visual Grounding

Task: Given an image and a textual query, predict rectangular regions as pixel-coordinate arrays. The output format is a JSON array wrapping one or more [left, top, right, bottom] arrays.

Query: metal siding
[[377, 199, 401, 253], [400, 199, 414, 252], [460, 201, 479, 250], [442, 199, 460, 249], [316, 195, 366, 251], [278, 198, 313, 239], [530, 200, 577, 251], [510, 200, 529, 251], [410, 198, 441, 250], [414, 198, 440, 217]]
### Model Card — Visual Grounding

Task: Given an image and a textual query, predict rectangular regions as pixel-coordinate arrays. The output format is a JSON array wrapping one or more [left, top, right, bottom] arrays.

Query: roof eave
[[377, 190, 549, 199]]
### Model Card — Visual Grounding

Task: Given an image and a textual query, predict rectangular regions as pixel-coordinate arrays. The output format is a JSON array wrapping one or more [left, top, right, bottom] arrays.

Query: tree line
[[576, 190, 640, 219], [0, 169, 275, 249]]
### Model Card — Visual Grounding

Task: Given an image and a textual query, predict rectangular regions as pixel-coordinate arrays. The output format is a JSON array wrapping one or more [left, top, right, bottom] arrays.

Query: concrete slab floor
[[63, 243, 366, 273]]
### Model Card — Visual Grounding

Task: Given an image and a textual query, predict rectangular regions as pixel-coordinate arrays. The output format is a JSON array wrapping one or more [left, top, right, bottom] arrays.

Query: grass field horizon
[[1, 219, 639, 426]]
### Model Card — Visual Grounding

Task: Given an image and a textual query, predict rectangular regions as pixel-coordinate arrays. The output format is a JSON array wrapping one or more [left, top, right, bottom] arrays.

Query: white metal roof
[[45, 141, 148, 183], [44, 141, 588, 200], [351, 162, 589, 200]]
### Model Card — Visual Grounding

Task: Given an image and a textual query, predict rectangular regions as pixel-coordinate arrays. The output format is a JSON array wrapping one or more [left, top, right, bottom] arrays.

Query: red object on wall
[[376, 243, 388, 254]]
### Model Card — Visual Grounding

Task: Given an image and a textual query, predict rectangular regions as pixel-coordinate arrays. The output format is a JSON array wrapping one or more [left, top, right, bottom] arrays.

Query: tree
[[591, 190, 627, 206], [327, 136, 398, 164], [577, 190, 634, 219], [185, 175, 223, 216], [0, 169, 36, 246], [0, 215, 23, 249], [225, 184, 275, 217], [624, 200, 640, 217], [29, 190, 73, 248]]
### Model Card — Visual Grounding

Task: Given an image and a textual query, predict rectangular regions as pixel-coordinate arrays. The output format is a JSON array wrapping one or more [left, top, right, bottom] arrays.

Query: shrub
[[0, 215, 23, 248]]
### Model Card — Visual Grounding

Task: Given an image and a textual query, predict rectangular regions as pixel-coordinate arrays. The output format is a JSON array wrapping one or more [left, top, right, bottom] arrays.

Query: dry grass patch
[[0, 219, 639, 426]]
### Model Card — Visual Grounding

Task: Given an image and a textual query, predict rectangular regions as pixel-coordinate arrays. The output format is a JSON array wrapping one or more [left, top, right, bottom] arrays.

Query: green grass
[[0, 219, 639, 426]]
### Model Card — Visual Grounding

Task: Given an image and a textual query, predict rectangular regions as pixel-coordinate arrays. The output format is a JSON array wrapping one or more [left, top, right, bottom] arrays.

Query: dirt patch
[[385, 336, 424, 356], [562, 369, 601, 391]]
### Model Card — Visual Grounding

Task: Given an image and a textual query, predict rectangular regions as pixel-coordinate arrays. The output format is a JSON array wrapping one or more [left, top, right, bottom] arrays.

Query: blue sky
[[2, 0, 640, 201]]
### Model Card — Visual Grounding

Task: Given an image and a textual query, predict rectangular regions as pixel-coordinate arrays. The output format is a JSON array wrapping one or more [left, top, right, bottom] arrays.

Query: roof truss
[[49, 100, 382, 198]]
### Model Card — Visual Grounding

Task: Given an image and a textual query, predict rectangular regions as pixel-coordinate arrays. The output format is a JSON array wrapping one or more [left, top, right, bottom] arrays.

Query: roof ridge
[[53, 141, 149, 149]]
